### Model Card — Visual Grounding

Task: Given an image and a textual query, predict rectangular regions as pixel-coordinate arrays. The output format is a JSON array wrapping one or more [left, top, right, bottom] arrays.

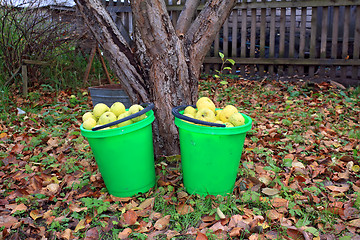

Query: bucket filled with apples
[[172, 97, 252, 196], [80, 102, 156, 197]]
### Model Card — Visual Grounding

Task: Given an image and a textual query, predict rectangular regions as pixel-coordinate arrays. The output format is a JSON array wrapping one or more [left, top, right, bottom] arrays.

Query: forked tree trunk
[[75, 0, 236, 156]]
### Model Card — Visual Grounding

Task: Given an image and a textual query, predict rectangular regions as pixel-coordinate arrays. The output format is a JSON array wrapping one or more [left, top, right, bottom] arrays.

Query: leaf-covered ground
[[0, 77, 359, 240]]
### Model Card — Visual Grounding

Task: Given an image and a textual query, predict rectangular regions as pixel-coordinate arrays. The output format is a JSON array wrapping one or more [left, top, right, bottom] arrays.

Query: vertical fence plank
[[288, 7, 296, 75], [309, 7, 318, 77], [223, 19, 229, 58], [232, 9, 238, 73], [214, 32, 220, 73], [249, 8, 257, 76], [259, 7, 266, 76], [319, 7, 328, 76], [352, 6, 360, 79], [331, 6, 339, 79], [298, 7, 307, 76], [269, 8, 276, 74], [341, 6, 350, 79], [240, 8, 247, 77], [278, 8, 286, 75]]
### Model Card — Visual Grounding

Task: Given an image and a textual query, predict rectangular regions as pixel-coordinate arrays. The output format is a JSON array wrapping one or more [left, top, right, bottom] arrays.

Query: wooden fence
[[100, 0, 360, 84]]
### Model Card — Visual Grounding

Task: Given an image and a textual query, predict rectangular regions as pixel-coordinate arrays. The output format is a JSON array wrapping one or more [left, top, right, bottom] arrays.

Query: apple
[[98, 111, 117, 125], [215, 109, 222, 121], [93, 103, 110, 118], [225, 122, 234, 127], [184, 106, 197, 117], [83, 118, 97, 130], [82, 112, 96, 122], [196, 97, 216, 113], [229, 112, 245, 126], [129, 104, 147, 122], [110, 102, 126, 117], [219, 105, 238, 123], [117, 112, 133, 127], [195, 108, 216, 123], [182, 113, 196, 124]]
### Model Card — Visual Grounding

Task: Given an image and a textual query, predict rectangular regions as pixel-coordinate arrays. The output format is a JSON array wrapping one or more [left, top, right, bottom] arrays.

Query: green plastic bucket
[[80, 110, 156, 197], [173, 108, 252, 196]]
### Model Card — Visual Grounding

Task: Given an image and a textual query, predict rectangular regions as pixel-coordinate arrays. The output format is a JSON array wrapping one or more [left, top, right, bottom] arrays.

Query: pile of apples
[[182, 97, 245, 127], [82, 102, 147, 130]]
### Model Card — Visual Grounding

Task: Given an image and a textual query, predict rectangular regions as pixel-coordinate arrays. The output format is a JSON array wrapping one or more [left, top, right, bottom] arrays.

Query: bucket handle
[[172, 105, 226, 127], [92, 103, 155, 131]]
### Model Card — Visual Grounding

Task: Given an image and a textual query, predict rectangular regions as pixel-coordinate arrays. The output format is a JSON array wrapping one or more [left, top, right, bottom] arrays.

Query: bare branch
[[175, 0, 200, 38]]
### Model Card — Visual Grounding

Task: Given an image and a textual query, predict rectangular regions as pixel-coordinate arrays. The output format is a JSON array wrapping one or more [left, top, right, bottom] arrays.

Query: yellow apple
[[117, 112, 133, 127], [184, 106, 197, 117], [129, 104, 147, 122], [195, 108, 216, 123], [82, 112, 96, 122], [229, 112, 245, 126], [219, 105, 238, 123], [98, 111, 117, 125], [196, 97, 216, 113], [225, 122, 234, 127], [83, 118, 97, 130], [110, 102, 126, 117], [93, 103, 110, 118], [215, 109, 222, 121]]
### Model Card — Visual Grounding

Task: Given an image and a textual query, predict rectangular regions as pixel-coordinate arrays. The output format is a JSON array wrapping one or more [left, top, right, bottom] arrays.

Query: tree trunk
[[75, 0, 236, 156]]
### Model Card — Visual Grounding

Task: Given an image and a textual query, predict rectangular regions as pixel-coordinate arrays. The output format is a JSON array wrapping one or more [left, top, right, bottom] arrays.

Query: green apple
[[195, 108, 216, 123], [110, 102, 126, 117], [129, 104, 147, 122], [83, 118, 97, 130], [219, 105, 238, 123], [98, 111, 117, 125], [93, 103, 110, 118], [196, 97, 216, 113], [229, 112, 245, 126], [184, 106, 197, 117], [82, 112, 96, 122], [117, 112, 133, 127]]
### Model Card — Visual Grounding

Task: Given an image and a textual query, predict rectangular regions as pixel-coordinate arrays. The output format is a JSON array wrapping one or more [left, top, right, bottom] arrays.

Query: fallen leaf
[[165, 230, 180, 240], [270, 198, 288, 208], [326, 185, 350, 193], [262, 188, 279, 196], [138, 197, 154, 210], [0, 215, 18, 228], [118, 228, 132, 239], [60, 229, 72, 240], [176, 203, 194, 215], [84, 227, 99, 240], [11, 203, 27, 214], [75, 219, 86, 232], [122, 210, 138, 226], [30, 210, 43, 220], [154, 215, 170, 230], [348, 219, 360, 227], [196, 232, 208, 240], [216, 207, 226, 219]]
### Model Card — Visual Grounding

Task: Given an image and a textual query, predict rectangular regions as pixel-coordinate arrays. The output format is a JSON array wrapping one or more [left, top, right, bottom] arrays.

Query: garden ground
[[0, 76, 360, 240]]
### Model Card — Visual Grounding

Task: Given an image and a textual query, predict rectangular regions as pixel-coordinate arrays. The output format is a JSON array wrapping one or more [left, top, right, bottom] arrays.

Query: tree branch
[[185, 0, 236, 74], [175, 0, 200, 38]]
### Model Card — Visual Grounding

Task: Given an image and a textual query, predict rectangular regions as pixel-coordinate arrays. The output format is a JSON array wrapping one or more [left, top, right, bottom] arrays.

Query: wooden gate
[[101, 0, 360, 85]]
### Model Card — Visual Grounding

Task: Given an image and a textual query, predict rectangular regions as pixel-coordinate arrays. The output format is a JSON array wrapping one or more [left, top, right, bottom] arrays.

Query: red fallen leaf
[[0, 215, 18, 228], [10, 143, 25, 154], [122, 210, 138, 226], [270, 197, 288, 208], [196, 232, 208, 240], [324, 207, 344, 216], [118, 228, 132, 239], [154, 215, 170, 230]]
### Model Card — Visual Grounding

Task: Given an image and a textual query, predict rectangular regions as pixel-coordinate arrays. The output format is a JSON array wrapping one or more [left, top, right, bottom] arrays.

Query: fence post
[[22, 64, 28, 97]]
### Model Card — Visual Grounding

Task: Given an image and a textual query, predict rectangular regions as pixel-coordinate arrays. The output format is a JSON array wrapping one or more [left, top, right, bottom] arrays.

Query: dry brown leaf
[[60, 229, 72, 240], [270, 198, 288, 208], [138, 197, 154, 210], [176, 203, 194, 215], [209, 221, 228, 232], [118, 228, 132, 239], [348, 218, 360, 227], [69, 203, 87, 213], [196, 232, 208, 240], [202, 214, 216, 222], [165, 230, 180, 240], [266, 209, 283, 221], [84, 227, 99, 240], [262, 187, 279, 196], [122, 210, 138, 226], [0, 215, 18, 228], [154, 215, 170, 230], [326, 185, 350, 193], [229, 227, 242, 237], [11, 203, 27, 214]]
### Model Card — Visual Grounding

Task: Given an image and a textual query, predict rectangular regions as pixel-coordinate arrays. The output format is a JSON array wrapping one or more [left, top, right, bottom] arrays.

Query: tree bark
[[75, 0, 236, 156]]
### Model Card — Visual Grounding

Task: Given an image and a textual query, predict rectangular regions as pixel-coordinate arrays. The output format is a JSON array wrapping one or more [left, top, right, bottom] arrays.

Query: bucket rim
[[81, 109, 155, 138], [174, 110, 252, 135]]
